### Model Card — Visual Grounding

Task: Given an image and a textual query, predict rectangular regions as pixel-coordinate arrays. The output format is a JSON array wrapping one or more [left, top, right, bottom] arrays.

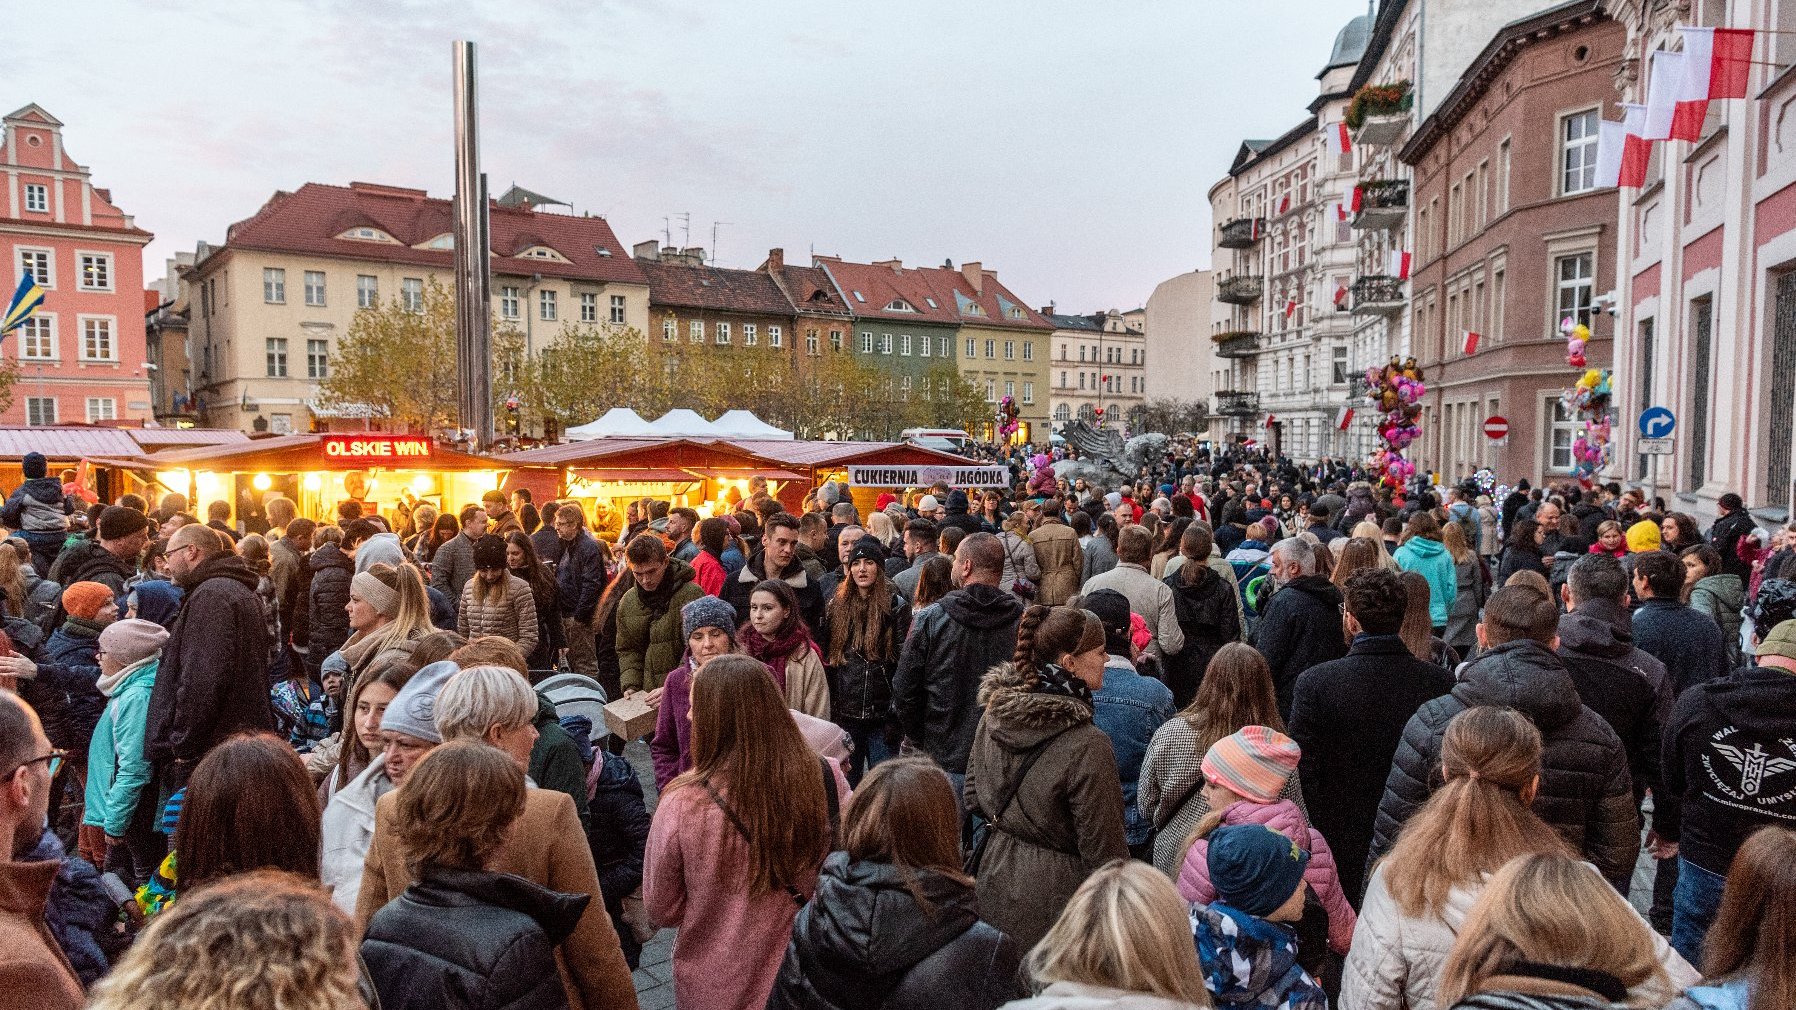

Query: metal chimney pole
[[452, 40, 493, 450]]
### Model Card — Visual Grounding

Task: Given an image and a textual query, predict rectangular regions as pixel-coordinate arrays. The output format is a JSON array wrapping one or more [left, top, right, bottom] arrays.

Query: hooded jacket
[[964, 662, 1129, 951], [1660, 663, 1796, 874], [0, 477, 73, 533], [891, 583, 1025, 774], [1394, 536, 1457, 627], [937, 490, 987, 539], [305, 542, 355, 677], [766, 854, 1022, 1010], [1191, 902, 1328, 1010], [1251, 576, 1347, 719], [46, 539, 133, 603], [1159, 564, 1242, 704], [143, 553, 274, 775], [723, 549, 826, 636], [354, 531, 407, 574], [362, 865, 590, 1010], [1687, 573, 1745, 670], [1176, 798, 1357, 955], [128, 579, 183, 630], [1556, 600, 1673, 802], [615, 557, 703, 693], [1370, 639, 1638, 888], [82, 657, 157, 838], [31, 619, 107, 756]]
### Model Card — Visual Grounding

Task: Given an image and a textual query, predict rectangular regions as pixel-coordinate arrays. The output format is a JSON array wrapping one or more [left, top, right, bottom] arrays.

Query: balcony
[[1217, 274, 1264, 305], [1212, 331, 1260, 359], [1348, 80, 1413, 147], [1350, 275, 1406, 317], [1218, 217, 1262, 249], [1352, 179, 1409, 231], [1215, 390, 1260, 417]]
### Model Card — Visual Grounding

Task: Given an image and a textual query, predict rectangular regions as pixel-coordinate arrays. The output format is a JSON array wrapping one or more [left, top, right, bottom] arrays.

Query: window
[[270, 413, 293, 435], [1007, 306, 1026, 320], [1491, 267, 1506, 343], [1548, 399, 1580, 472], [829, 330, 843, 352], [984, 339, 996, 359], [1003, 340, 1015, 360], [806, 329, 819, 355], [1332, 345, 1349, 384], [744, 323, 759, 347], [17, 249, 52, 288], [266, 337, 289, 377], [664, 318, 677, 342], [716, 321, 731, 345], [769, 325, 782, 348], [610, 294, 627, 324], [1004, 381, 1015, 401], [919, 333, 931, 357], [939, 336, 950, 357], [25, 397, 56, 426], [1555, 253, 1594, 329], [1022, 341, 1033, 361], [1690, 296, 1714, 489], [1055, 402, 1070, 422], [23, 183, 48, 213], [17, 316, 54, 359], [304, 270, 326, 306], [307, 338, 329, 379], [539, 290, 557, 321], [263, 267, 286, 303], [900, 375, 912, 399], [886, 299, 914, 312], [1079, 372, 1086, 390], [402, 278, 423, 313], [689, 319, 705, 343], [339, 226, 394, 242], [1497, 138, 1512, 212], [984, 379, 996, 402], [862, 332, 874, 353], [357, 275, 378, 309], [80, 317, 115, 361], [1060, 370, 1068, 388], [85, 397, 116, 422], [1561, 109, 1600, 194], [880, 333, 893, 355], [966, 338, 977, 357], [580, 292, 598, 323], [1079, 345, 1086, 362], [75, 252, 113, 292]]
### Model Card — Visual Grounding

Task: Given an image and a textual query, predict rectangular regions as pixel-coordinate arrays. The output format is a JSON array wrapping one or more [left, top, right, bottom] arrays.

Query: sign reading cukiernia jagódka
[[847, 465, 1008, 489]]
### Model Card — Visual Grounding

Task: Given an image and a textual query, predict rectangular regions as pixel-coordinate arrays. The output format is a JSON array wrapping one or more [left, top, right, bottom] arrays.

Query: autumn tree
[[317, 277, 460, 432]]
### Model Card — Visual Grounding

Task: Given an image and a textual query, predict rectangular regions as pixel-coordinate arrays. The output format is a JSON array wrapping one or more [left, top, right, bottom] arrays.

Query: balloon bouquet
[[997, 395, 1021, 441], [1365, 356, 1426, 488], [1559, 319, 1613, 487]]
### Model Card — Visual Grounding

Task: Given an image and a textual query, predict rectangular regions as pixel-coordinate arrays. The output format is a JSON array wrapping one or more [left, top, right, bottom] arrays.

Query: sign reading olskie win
[[321, 435, 434, 460]]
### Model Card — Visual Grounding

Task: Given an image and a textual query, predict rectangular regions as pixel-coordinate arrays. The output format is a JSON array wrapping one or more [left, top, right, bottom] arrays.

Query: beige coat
[[457, 571, 539, 655], [1028, 519, 1083, 606], [782, 645, 832, 720]]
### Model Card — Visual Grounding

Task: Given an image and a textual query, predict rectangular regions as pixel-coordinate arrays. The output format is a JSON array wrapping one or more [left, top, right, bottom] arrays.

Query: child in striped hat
[[1175, 725, 1358, 955]]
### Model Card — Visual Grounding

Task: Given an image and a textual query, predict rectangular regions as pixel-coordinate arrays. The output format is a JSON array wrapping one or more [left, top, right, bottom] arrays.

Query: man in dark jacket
[[891, 520, 939, 603], [1370, 585, 1639, 890], [1500, 479, 1531, 540], [891, 533, 1024, 781], [143, 524, 273, 791], [935, 489, 986, 540], [1556, 553, 1673, 804], [1706, 492, 1758, 585], [551, 507, 607, 678], [305, 537, 355, 678], [1658, 618, 1796, 963], [46, 506, 146, 608], [1252, 538, 1347, 719], [1289, 568, 1452, 905], [722, 513, 825, 635], [1632, 550, 1730, 693]]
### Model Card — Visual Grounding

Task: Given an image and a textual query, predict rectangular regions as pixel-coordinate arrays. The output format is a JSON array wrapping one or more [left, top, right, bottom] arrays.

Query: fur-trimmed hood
[[977, 661, 1093, 751]]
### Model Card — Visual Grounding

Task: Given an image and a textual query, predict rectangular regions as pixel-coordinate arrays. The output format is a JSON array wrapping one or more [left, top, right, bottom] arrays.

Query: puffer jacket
[[1028, 518, 1083, 606], [1369, 639, 1639, 889], [1175, 798, 1356, 955], [965, 662, 1129, 952], [1, 476, 73, 533], [1192, 901, 1328, 1010], [458, 572, 540, 656], [82, 657, 157, 838], [19, 565, 62, 630], [30, 618, 107, 757], [1687, 573, 1745, 670], [305, 543, 354, 678], [362, 864, 590, 1010], [1394, 536, 1457, 627], [1555, 600, 1673, 802], [892, 583, 1025, 774], [23, 828, 120, 988], [614, 557, 703, 693], [821, 589, 911, 724], [766, 854, 1022, 1010]]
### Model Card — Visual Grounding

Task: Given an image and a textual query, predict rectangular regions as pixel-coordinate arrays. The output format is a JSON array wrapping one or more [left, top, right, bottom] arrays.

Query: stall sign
[[322, 435, 434, 460], [847, 464, 1007, 489]]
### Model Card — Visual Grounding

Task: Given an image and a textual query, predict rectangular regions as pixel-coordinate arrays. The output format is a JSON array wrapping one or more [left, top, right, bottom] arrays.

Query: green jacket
[[616, 558, 705, 692], [529, 691, 591, 830]]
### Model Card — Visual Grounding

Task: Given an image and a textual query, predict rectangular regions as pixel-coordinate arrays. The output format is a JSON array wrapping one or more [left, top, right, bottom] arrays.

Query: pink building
[[2, 104, 153, 426]]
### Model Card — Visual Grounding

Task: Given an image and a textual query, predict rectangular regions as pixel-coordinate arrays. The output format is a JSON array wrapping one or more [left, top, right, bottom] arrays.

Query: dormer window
[[964, 302, 985, 316], [517, 245, 568, 262], [594, 246, 613, 257], [338, 226, 397, 243], [1007, 307, 1026, 319], [421, 234, 454, 250], [885, 299, 916, 312], [925, 297, 938, 308]]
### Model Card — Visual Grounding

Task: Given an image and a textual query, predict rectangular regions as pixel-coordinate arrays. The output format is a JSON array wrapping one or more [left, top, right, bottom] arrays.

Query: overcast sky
[[24, 0, 1361, 312]]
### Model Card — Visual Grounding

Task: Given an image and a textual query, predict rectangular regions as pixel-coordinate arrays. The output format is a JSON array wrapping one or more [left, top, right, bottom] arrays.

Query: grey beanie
[[379, 659, 457, 744], [682, 595, 739, 641]]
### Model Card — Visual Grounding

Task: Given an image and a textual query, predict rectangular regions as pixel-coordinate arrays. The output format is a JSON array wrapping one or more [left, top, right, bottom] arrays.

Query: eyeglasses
[[8, 749, 66, 780]]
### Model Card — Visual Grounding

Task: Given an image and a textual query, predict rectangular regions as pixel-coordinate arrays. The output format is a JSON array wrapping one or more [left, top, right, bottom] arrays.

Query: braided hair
[[1012, 604, 1104, 680]]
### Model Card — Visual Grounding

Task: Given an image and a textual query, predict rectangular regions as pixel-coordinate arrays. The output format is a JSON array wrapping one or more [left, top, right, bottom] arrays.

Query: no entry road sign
[[1482, 416, 1509, 440]]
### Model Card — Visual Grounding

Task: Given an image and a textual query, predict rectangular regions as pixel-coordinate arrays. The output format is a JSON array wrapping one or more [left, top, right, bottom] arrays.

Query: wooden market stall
[[726, 439, 1007, 517]]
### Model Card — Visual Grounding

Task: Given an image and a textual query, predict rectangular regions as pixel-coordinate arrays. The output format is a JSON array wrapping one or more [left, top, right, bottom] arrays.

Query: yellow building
[[920, 262, 1053, 445]]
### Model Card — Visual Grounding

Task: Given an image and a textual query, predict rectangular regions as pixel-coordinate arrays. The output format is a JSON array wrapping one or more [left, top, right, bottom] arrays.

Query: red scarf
[[739, 622, 819, 690]]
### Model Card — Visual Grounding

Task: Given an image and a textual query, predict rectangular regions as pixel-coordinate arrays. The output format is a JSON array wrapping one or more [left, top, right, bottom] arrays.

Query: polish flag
[[1335, 405, 1355, 431], [1276, 193, 1291, 215], [1595, 118, 1627, 188], [1387, 250, 1411, 280], [1265, 414, 1277, 429], [1333, 282, 1349, 307], [1284, 299, 1298, 319], [1335, 202, 1349, 221], [1349, 186, 1364, 213], [1679, 26, 1755, 100], [1643, 50, 1687, 141], [1251, 218, 1262, 240], [1619, 103, 1651, 188], [1463, 331, 1481, 355], [1324, 121, 1352, 154]]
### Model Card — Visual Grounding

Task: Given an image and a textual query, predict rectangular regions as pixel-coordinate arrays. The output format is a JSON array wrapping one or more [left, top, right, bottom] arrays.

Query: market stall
[[703, 439, 999, 519]]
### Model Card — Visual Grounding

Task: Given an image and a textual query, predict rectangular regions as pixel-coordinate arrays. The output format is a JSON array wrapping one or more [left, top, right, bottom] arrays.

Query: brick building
[[634, 241, 801, 362], [2, 104, 153, 425]]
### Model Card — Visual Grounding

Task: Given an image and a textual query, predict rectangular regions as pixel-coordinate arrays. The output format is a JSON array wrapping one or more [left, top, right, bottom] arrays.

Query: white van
[[900, 428, 974, 453]]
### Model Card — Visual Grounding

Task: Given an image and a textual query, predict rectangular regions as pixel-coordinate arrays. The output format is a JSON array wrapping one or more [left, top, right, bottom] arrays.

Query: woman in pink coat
[[1174, 725, 1356, 955]]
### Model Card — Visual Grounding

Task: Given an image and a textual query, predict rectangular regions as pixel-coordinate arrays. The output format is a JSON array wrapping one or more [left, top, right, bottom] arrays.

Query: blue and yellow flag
[[1, 273, 46, 336]]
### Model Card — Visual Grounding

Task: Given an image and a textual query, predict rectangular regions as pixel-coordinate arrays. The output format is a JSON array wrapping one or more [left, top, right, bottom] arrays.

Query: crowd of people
[[1, 439, 1794, 1010]]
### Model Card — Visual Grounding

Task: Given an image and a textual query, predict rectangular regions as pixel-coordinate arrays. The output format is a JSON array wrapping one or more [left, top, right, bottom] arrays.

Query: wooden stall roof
[[0, 427, 145, 461], [140, 433, 519, 472], [128, 428, 250, 452], [499, 436, 977, 474], [724, 439, 978, 469]]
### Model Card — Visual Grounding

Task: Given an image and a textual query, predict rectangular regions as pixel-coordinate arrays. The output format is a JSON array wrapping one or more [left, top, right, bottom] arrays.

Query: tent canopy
[[649, 409, 721, 437], [565, 408, 655, 441], [709, 410, 793, 440]]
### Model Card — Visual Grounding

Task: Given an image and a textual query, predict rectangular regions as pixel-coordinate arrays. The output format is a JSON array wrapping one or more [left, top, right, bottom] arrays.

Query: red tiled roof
[[913, 266, 1055, 332], [218, 182, 647, 286], [815, 258, 962, 325], [765, 264, 853, 318], [637, 260, 795, 316]]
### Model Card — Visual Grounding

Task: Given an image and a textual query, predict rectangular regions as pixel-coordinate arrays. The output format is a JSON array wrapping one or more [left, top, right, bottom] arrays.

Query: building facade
[[635, 241, 802, 365], [1606, 0, 1796, 520], [2, 104, 153, 426], [1142, 269, 1215, 423], [1400, 2, 1623, 485], [1045, 309, 1147, 430], [758, 248, 856, 381], [145, 252, 195, 425], [184, 180, 648, 434], [813, 256, 965, 409], [920, 262, 1053, 444]]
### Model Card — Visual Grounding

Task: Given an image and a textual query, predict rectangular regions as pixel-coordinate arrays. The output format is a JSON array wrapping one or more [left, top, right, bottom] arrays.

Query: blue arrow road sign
[[1639, 406, 1676, 439]]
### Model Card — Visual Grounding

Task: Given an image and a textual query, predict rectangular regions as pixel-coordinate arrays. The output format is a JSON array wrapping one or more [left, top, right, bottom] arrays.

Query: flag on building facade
[[1642, 49, 1686, 140], [1323, 120, 1352, 154], [1284, 299, 1298, 319], [1679, 26, 1756, 100], [1387, 250, 1411, 280], [1619, 103, 1651, 188], [1333, 281, 1349, 307], [1, 273, 45, 336], [1349, 186, 1364, 213], [1595, 117, 1627, 188], [1463, 331, 1481, 355], [1335, 405, 1354, 430], [1276, 192, 1291, 215]]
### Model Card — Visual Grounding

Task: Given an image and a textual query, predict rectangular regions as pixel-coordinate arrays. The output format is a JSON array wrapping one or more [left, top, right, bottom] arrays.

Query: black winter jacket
[[584, 749, 650, 969], [1160, 564, 1242, 706], [552, 530, 607, 625], [1660, 665, 1796, 874], [1370, 639, 1639, 889], [362, 865, 589, 1010], [45, 539, 133, 617], [305, 543, 354, 677], [1707, 508, 1758, 584], [1495, 543, 1548, 583], [822, 589, 911, 723], [1632, 598, 1731, 694], [143, 554, 274, 777], [1252, 575, 1347, 719], [766, 854, 1022, 1010], [890, 583, 1024, 774], [1556, 600, 1673, 802], [723, 549, 827, 637]]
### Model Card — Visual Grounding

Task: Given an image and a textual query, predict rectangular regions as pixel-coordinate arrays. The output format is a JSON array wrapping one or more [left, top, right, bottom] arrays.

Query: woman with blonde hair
[[1344, 706, 1693, 1010], [1439, 523, 1487, 662], [89, 871, 362, 1010], [1003, 860, 1211, 1008], [1667, 826, 1796, 1010], [1332, 536, 1386, 590], [339, 561, 433, 681], [1437, 852, 1689, 1009], [1399, 570, 1459, 669], [1351, 519, 1396, 568]]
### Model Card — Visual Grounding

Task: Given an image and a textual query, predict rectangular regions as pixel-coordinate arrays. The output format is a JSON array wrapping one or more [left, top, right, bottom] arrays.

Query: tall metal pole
[[452, 40, 493, 450]]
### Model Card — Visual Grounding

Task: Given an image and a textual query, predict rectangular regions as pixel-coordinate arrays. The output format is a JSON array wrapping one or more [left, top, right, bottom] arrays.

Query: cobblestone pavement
[[624, 739, 677, 1009]]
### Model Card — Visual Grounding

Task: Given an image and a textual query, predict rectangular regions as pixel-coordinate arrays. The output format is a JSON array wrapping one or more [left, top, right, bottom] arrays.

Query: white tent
[[648, 408, 722, 437], [710, 409, 794, 440], [563, 407, 655, 440]]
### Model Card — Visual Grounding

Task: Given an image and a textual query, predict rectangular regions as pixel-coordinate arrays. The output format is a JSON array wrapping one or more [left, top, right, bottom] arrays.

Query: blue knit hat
[[1206, 824, 1310, 917], [682, 595, 738, 641]]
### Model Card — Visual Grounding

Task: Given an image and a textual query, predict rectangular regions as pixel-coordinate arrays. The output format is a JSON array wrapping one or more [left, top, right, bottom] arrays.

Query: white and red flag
[[1679, 26, 1755, 100], [1642, 49, 1686, 140], [1463, 331, 1481, 355], [1323, 121, 1352, 154], [1333, 282, 1348, 307], [1619, 103, 1651, 188], [1284, 299, 1298, 319], [1387, 250, 1411, 280], [1335, 405, 1355, 431], [1349, 186, 1364, 213], [1276, 192, 1291, 215]]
